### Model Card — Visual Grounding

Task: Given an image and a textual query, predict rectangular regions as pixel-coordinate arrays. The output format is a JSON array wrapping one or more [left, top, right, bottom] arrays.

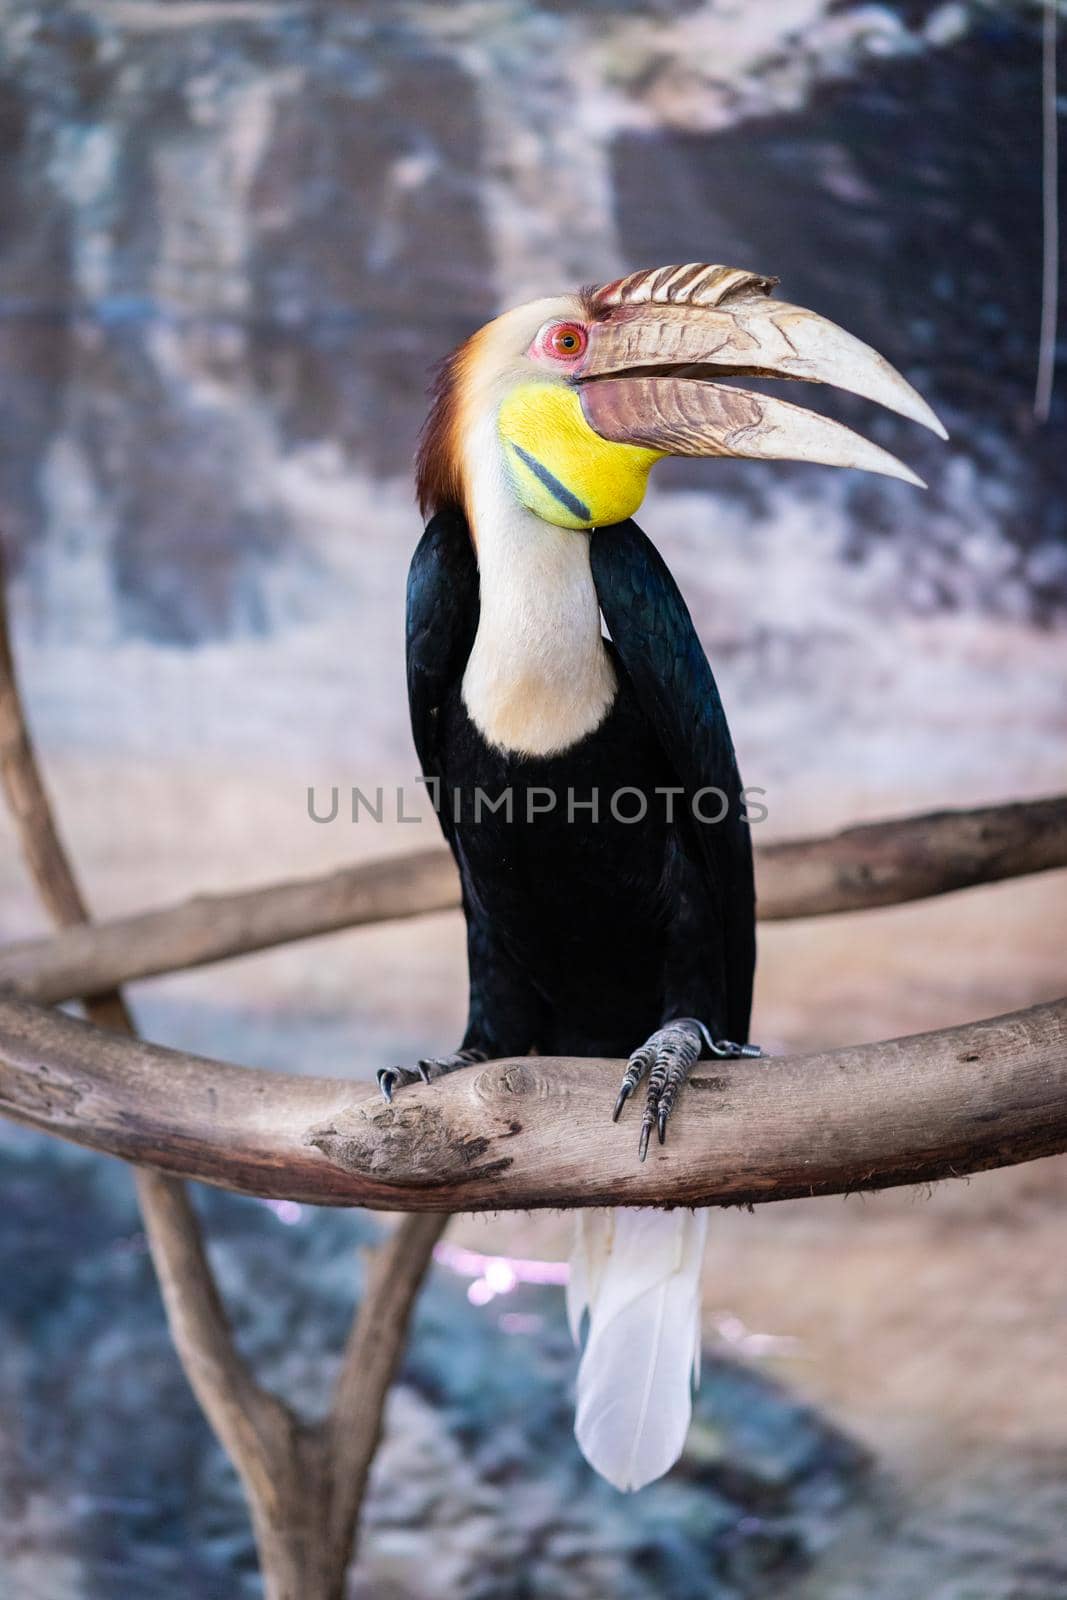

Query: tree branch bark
[[0, 544, 444, 1600], [0, 990, 1063, 1211], [1, 795, 1063, 1006], [0, 553, 288, 1506], [325, 1212, 446, 1573]]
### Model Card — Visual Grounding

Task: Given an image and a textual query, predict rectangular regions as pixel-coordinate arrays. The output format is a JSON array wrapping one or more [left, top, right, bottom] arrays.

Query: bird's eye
[[535, 321, 588, 361]]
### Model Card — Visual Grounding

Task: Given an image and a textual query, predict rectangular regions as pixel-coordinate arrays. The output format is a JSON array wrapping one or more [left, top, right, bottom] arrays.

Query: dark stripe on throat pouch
[[510, 443, 592, 523]]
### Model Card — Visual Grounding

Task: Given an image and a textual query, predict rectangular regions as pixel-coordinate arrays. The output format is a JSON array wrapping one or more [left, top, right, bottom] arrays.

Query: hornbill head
[[417, 263, 946, 530]]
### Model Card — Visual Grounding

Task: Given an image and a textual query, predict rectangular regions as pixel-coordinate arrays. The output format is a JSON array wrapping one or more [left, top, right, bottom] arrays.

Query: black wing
[[407, 512, 546, 1057], [590, 519, 755, 1041], [406, 508, 480, 842]]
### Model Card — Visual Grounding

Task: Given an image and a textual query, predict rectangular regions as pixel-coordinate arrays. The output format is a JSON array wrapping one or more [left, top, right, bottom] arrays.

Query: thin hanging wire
[[1034, 0, 1059, 421]]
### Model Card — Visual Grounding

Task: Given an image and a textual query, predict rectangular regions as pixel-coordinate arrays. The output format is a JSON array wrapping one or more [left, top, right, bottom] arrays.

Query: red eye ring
[[537, 321, 588, 361]]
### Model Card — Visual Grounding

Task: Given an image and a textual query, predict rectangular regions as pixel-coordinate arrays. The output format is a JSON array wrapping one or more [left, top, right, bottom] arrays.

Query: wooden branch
[[134, 1167, 301, 1526], [325, 1212, 447, 1571], [1, 796, 1063, 1007], [0, 540, 442, 1600], [758, 794, 1067, 918], [0, 541, 308, 1591], [0, 847, 460, 1005], [0, 991, 1063, 1211], [0, 579, 101, 933]]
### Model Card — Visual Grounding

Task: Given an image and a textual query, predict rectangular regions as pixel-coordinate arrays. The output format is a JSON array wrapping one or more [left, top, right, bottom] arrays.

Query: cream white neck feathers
[[455, 298, 617, 759]]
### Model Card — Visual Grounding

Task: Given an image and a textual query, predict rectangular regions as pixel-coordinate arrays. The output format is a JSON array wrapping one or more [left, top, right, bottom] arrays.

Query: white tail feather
[[569, 1206, 707, 1491]]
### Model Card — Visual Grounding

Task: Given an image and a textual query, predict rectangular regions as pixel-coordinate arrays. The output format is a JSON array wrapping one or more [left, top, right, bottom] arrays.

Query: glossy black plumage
[[405, 509, 755, 1061]]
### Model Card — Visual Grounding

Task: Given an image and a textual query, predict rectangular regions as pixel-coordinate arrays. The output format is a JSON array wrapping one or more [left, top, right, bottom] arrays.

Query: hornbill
[[380, 263, 945, 1489]]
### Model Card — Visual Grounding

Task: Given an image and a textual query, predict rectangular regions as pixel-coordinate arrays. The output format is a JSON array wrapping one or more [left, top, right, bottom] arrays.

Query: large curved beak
[[573, 265, 946, 487]]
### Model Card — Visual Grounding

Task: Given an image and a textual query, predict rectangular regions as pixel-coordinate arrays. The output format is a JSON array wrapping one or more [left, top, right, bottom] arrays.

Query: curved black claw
[[377, 1065, 420, 1103], [612, 1039, 655, 1126], [642, 1021, 703, 1161], [705, 1036, 763, 1060], [378, 1048, 487, 1103], [613, 1021, 765, 1161], [612, 1081, 635, 1122], [611, 1021, 703, 1161]]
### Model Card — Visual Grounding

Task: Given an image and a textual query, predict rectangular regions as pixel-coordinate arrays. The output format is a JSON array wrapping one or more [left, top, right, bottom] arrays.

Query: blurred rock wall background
[[0, 1, 1063, 764], [0, 0, 1062, 1063], [0, 3, 1065, 1597]]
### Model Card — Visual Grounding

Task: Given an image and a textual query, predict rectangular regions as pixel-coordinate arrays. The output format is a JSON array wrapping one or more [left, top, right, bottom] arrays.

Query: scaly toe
[[377, 1064, 423, 1101], [612, 1046, 653, 1123]]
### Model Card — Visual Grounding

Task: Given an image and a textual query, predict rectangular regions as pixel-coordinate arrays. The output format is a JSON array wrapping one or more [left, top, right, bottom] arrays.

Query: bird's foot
[[377, 1047, 486, 1103], [612, 1019, 763, 1161]]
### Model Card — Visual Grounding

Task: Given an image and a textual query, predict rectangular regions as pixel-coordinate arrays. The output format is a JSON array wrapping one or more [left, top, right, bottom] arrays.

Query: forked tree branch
[[325, 1211, 445, 1571], [0, 561, 287, 1500], [0, 543, 445, 1600], [0, 796, 1064, 1005], [0, 991, 1063, 1211]]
